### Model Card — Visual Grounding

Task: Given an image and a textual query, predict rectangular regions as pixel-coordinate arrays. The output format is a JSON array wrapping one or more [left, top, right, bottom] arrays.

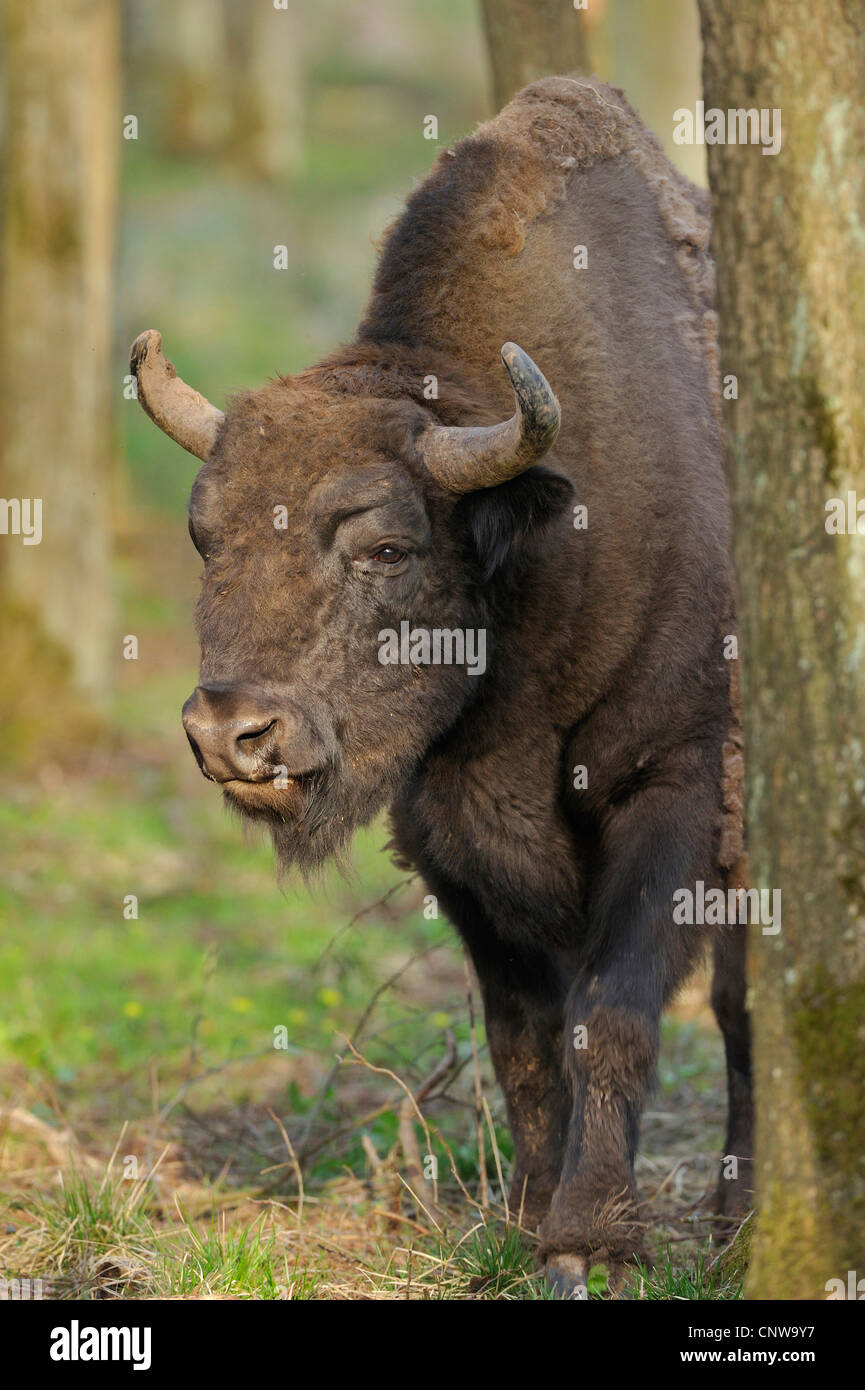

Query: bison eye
[[372, 546, 406, 565]]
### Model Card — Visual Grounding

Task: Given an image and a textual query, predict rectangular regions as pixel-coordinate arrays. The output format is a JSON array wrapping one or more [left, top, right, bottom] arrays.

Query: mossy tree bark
[[479, 0, 589, 111], [0, 0, 119, 716], [698, 0, 865, 1298]]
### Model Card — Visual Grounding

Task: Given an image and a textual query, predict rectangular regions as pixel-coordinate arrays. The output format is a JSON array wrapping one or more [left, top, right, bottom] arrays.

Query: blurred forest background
[[2, 0, 860, 1301]]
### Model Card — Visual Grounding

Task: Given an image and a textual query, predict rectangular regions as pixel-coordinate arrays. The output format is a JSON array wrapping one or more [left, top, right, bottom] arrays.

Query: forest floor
[[1, 925, 741, 1301], [0, 953, 743, 1300]]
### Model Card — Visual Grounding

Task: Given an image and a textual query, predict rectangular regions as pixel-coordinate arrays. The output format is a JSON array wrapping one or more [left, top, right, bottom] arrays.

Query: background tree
[[479, 0, 589, 110], [224, 0, 304, 180], [0, 0, 120, 745], [154, 0, 232, 159], [699, 0, 865, 1298], [134, 0, 304, 179]]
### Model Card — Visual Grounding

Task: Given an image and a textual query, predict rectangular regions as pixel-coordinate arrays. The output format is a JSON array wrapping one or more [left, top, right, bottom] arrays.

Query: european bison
[[131, 76, 752, 1297]]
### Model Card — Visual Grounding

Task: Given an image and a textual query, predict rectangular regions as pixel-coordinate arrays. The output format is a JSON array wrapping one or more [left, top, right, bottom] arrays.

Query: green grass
[[454, 1225, 556, 1300], [625, 1244, 744, 1301], [0, 772, 445, 1098], [22, 1167, 159, 1300], [7, 1166, 321, 1300], [167, 1208, 321, 1300]]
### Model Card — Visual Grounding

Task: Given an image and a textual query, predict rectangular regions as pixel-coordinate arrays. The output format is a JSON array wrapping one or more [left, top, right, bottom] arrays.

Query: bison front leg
[[484, 989, 570, 1232], [464, 937, 570, 1232], [541, 785, 713, 1298], [540, 994, 658, 1297]]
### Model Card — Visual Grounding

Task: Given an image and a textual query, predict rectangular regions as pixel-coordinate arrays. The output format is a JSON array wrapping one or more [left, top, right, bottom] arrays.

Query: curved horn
[[415, 342, 560, 493], [130, 329, 224, 461]]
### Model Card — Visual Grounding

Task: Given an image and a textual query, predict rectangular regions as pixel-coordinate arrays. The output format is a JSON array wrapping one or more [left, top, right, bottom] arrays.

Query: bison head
[[130, 329, 568, 872]]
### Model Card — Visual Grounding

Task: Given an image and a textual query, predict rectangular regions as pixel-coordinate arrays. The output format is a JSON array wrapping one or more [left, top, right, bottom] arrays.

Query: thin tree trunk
[[225, 0, 304, 180], [699, 0, 865, 1299], [1, 0, 119, 703], [479, 0, 590, 111], [157, 0, 231, 158]]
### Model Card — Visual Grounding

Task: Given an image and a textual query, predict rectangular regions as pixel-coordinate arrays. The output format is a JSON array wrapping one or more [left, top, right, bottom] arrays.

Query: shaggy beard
[[223, 756, 412, 878]]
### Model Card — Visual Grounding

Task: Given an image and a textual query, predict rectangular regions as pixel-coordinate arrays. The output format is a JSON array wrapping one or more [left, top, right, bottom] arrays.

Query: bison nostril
[[236, 719, 278, 746]]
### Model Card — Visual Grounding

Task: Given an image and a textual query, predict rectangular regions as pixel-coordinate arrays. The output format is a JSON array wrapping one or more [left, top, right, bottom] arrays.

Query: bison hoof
[[543, 1254, 588, 1300]]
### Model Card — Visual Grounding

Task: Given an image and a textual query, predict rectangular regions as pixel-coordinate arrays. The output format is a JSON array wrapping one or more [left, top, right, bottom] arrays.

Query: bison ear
[[459, 466, 575, 581]]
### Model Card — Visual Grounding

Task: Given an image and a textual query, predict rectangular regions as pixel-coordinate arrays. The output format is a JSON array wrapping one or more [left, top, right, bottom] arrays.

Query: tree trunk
[[479, 0, 590, 111], [225, 0, 304, 180], [158, 0, 232, 159], [699, 0, 865, 1299], [0, 0, 119, 714], [144, 0, 303, 179]]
